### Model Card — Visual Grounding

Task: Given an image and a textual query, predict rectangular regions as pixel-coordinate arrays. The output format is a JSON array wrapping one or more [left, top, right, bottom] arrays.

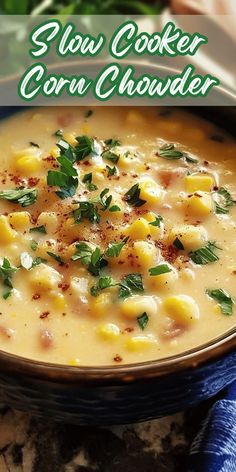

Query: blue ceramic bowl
[[0, 101, 235, 425]]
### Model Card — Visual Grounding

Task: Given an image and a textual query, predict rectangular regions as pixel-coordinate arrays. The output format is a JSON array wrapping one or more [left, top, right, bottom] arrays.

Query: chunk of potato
[[0, 215, 17, 244], [168, 224, 208, 251], [143, 211, 164, 238], [184, 174, 214, 193], [124, 218, 151, 240], [185, 192, 213, 217], [37, 212, 58, 234], [90, 292, 112, 317], [139, 179, 165, 205], [133, 241, 160, 269], [163, 295, 200, 325], [120, 295, 158, 319], [29, 263, 61, 291], [8, 211, 30, 232], [148, 264, 178, 288]]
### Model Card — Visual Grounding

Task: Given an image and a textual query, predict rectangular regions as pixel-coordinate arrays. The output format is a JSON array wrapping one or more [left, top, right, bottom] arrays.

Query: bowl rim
[[0, 66, 235, 384]]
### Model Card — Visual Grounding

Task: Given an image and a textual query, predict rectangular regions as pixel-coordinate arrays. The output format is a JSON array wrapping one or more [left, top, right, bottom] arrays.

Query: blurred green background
[[0, 0, 166, 15]]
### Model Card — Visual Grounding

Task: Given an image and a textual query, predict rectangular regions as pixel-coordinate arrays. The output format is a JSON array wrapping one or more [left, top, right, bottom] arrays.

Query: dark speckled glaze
[[0, 98, 235, 425]]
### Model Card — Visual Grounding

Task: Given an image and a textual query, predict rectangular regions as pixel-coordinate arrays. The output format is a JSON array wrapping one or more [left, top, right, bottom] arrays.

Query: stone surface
[[0, 401, 213, 472]]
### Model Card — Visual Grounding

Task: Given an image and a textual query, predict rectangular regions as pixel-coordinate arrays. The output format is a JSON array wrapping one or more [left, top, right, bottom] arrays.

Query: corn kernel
[[163, 295, 200, 325], [120, 295, 158, 319], [37, 212, 58, 233], [184, 174, 214, 193], [91, 293, 112, 317], [50, 147, 60, 158], [0, 215, 17, 244], [133, 241, 160, 269], [29, 263, 61, 291], [125, 335, 158, 352], [98, 323, 120, 341], [185, 192, 213, 217], [63, 132, 77, 146], [15, 154, 41, 175], [139, 179, 165, 205], [8, 211, 30, 232], [118, 153, 140, 170], [69, 358, 80, 366], [168, 224, 208, 251]]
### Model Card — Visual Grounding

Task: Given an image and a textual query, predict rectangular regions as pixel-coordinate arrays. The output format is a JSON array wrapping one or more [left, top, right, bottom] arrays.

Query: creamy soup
[[0, 107, 235, 366]]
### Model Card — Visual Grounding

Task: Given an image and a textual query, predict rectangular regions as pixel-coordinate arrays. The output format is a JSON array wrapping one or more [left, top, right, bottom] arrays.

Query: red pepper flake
[[58, 283, 69, 292], [124, 327, 134, 333], [203, 160, 209, 166], [43, 155, 56, 163], [213, 185, 219, 191], [232, 271, 236, 275], [28, 177, 40, 188], [40, 311, 50, 319], [83, 160, 92, 166], [32, 293, 41, 300], [113, 354, 123, 363]]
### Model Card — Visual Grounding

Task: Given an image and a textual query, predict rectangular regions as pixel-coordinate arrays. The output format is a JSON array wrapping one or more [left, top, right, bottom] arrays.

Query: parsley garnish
[[173, 237, 184, 250], [54, 129, 63, 137], [189, 241, 220, 265], [137, 312, 149, 330], [119, 273, 144, 299], [206, 289, 234, 316], [105, 238, 128, 258], [90, 276, 116, 297], [124, 183, 146, 207], [102, 150, 120, 164], [30, 240, 38, 252], [149, 215, 163, 227], [0, 188, 38, 207], [47, 153, 78, 200], [31, 257, 46, 268], [215, 187, 236, 214], [109, 205, 121, 212], [47, 252, 64, 265], [104, 138, 121, 148], [97, 188, 113, 211], [149, 264, 172, 276], [106, 165, 117, 177], [71, 242, 107, 276], [30, 225, 47, 234], [158, 143, 183, 160], [82, 173, 98, 191], [73, 201, 100, 224], [0, 258, 18, 297], [75, 135, 94, 161]]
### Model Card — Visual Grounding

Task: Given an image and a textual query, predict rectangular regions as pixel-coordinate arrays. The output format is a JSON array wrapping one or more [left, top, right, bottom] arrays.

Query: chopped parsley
[[206, 289, 234, 316], [82, 173, 98, 191], [137, 312, 149, 330], [75, 135, 94, 161], [189, 241, 220, 265], [149, 215, 163, 227], [106, 165, 117, 177], [124, 183, 146, 207], [90, 276, 116, 297], [149, 264, 172, 276], [0, 188, 38, 207], [215, 187, 236, 214], [47, 153, 78, 200], [47, 252, 64, 265], [98, 188, 113, 211], [30, 225, 47, 234], [102, 150, 120, 164], [157, 143, 198, 164], [105, 238, 128, 258], [31, 257, 46, 268], [0, 258, 18, 297], [30, 240, 38, 252], [173, 237, 184, 250], [109, 205, 121, 212], [104, 138, 121, 148], [119, 273, 144, 299], [71, 242, 107, 276], [73, 201, 100, 224]]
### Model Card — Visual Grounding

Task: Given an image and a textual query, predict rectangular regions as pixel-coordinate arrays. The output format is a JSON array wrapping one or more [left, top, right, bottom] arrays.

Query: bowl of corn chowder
[[0, 104, 234, 424]]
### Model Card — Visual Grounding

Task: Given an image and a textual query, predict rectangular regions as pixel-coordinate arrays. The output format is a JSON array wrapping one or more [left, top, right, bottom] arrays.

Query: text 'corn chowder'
[[0, 107, 235, 365]]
